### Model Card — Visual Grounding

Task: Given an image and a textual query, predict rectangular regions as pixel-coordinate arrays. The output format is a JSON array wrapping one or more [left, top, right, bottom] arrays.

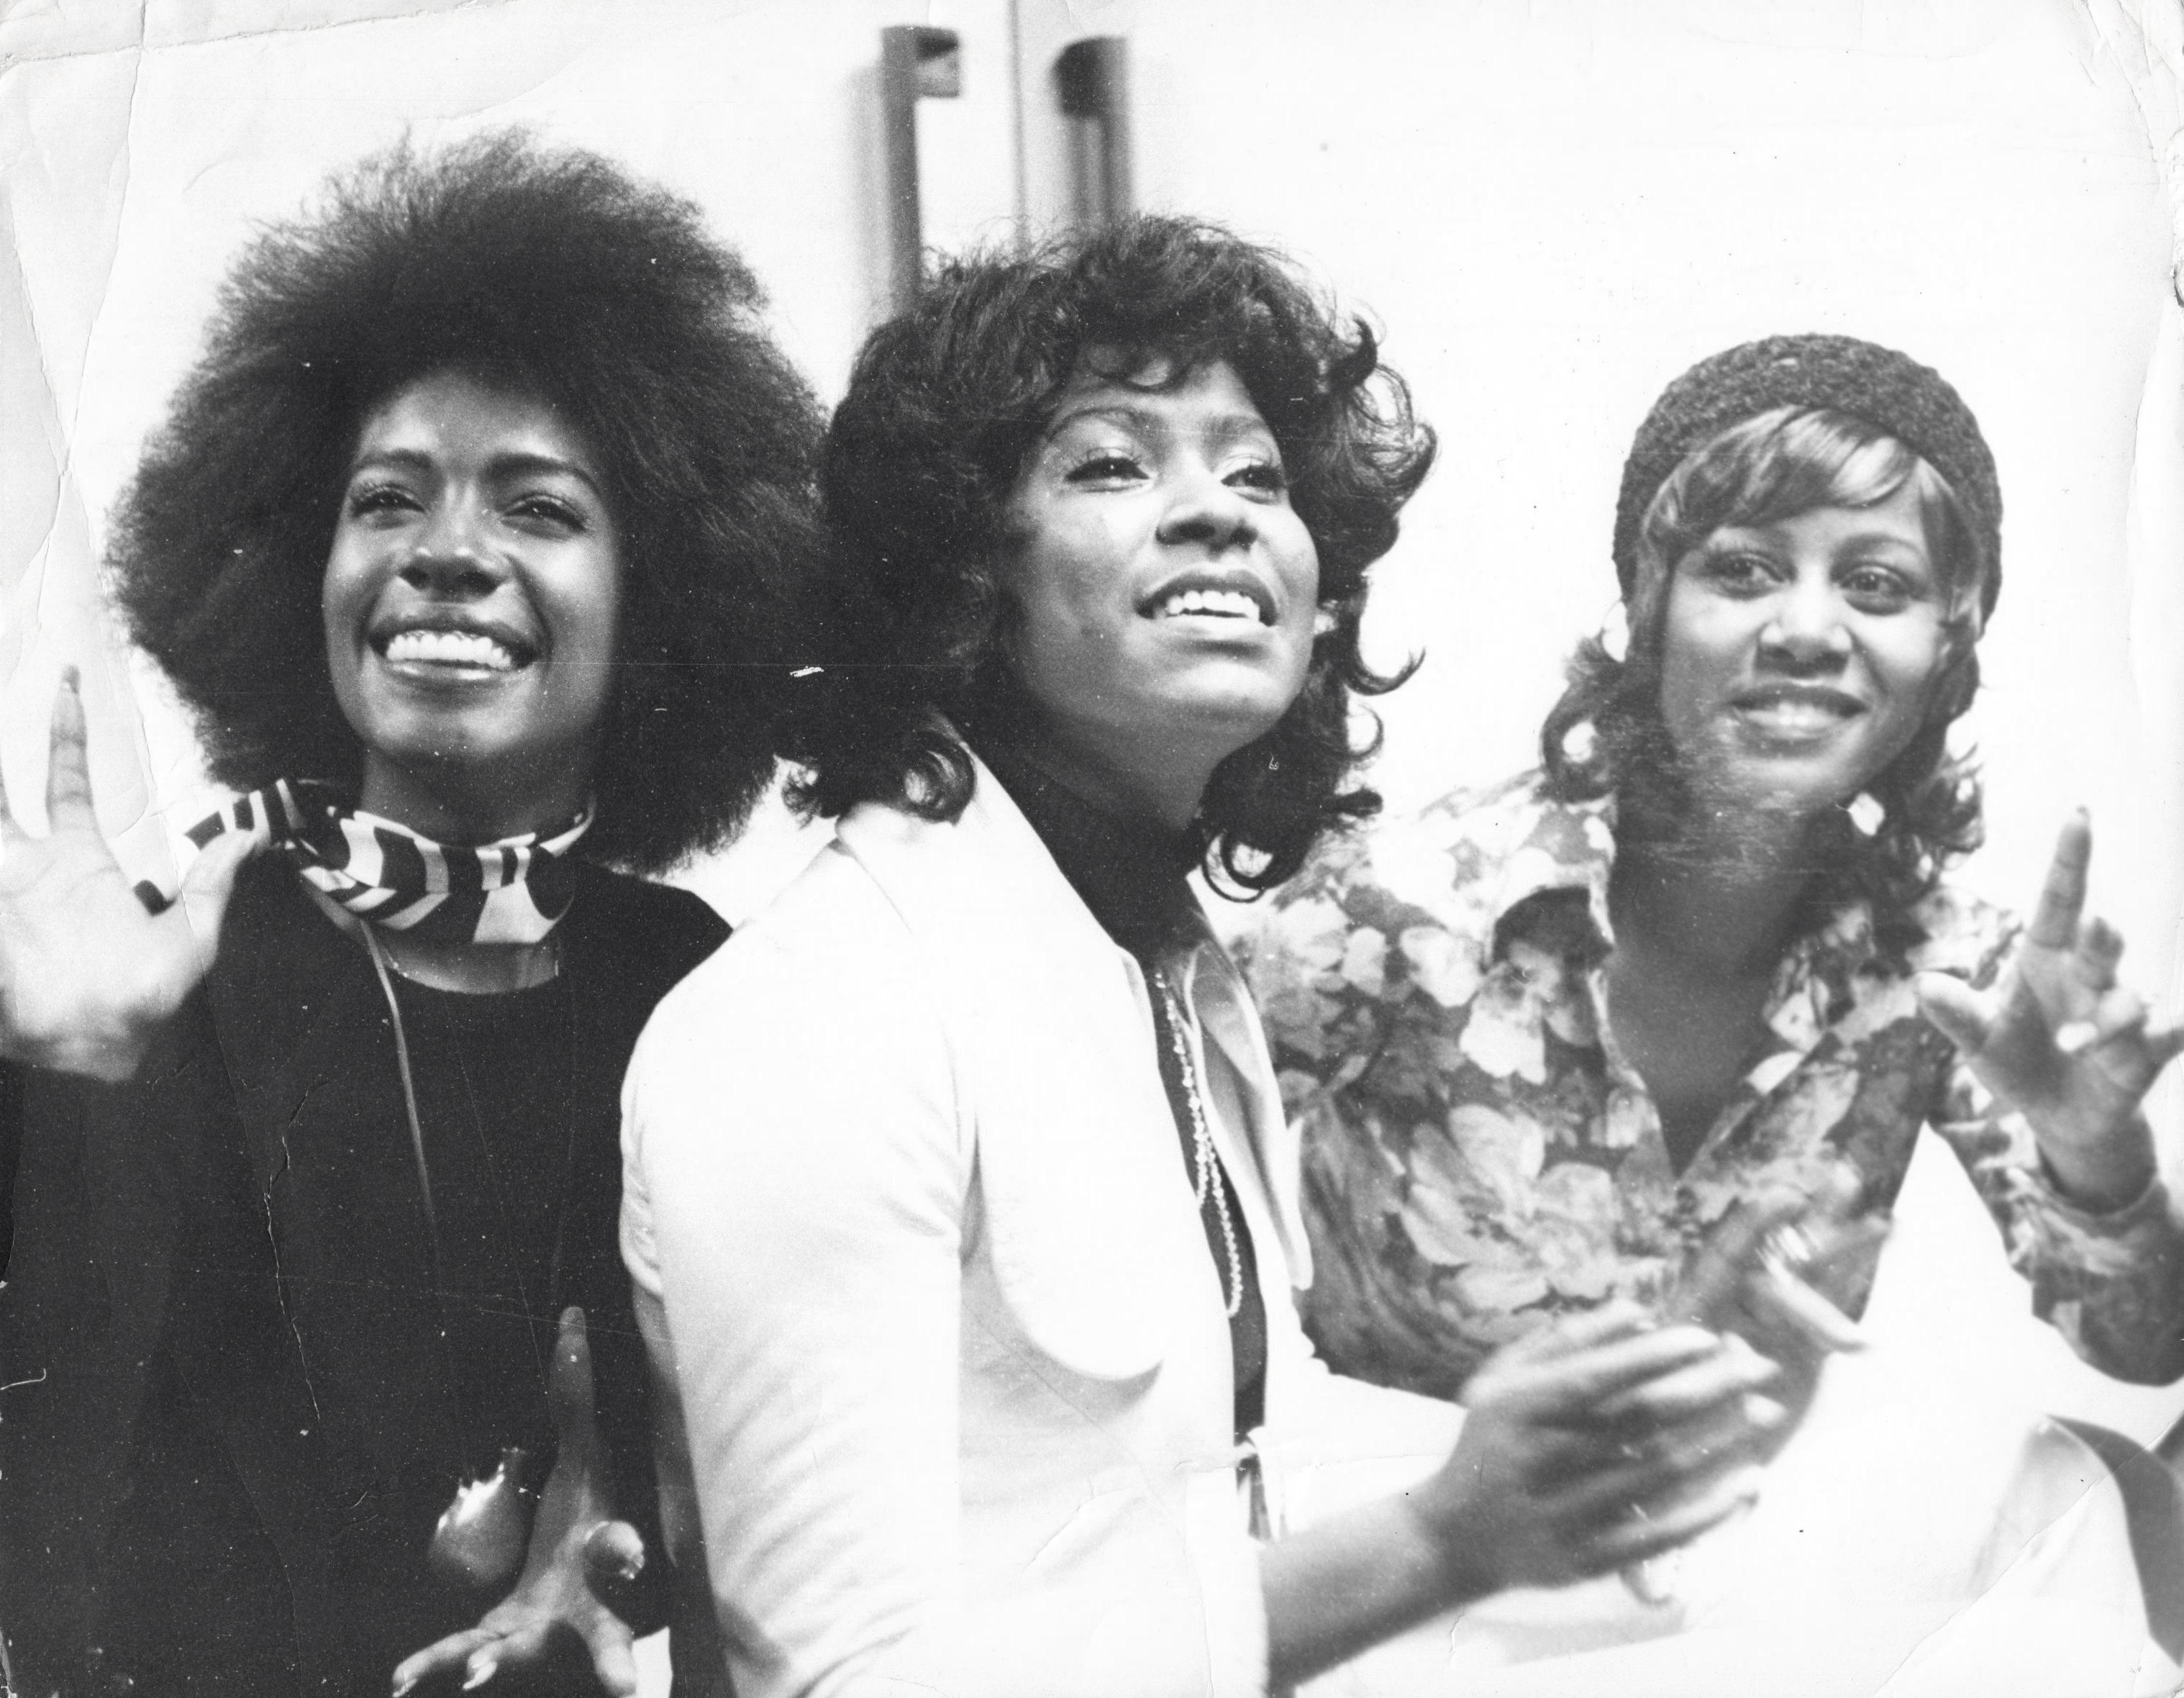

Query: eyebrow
[[1042, 404, 1277, 448], [1708, 521, 1930, 555], [347, 447, 606, 496]]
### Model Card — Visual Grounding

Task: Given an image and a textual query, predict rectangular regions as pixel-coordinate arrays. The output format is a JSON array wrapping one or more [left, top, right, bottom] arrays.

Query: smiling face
[[322, 367, 622, 841], [997, 357, 1321, 826], [1656, 481, 1950, 820]]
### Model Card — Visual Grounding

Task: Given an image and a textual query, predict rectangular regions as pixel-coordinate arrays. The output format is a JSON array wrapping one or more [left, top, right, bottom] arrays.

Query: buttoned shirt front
[[1240, 771, 2184, 1397]]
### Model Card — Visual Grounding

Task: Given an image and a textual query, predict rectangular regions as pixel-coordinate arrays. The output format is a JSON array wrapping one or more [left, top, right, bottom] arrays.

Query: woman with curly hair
[[619, 219, 1792, 1697], [0, 131, 819, 1694], [1252, 336, 2184, 1684]]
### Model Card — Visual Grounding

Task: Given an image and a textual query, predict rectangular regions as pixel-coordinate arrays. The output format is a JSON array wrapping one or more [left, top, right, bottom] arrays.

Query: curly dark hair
[[788, 215, 1435, 892], [106, 130, 823, 873], [1541, 406, 1992, 950]]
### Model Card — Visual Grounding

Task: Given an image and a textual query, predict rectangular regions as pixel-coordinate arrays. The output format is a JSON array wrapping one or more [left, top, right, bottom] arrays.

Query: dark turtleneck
[[975, 738, 1268, 1443]]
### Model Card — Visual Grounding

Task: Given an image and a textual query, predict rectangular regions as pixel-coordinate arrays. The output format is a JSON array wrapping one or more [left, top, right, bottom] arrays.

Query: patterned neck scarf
[[187, 779, 590, 946]]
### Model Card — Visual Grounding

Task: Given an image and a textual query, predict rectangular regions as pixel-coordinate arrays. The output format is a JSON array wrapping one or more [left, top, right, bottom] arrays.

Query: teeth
[[384, 629, 517, 671], [1742, 700, 1849, 734], [1155, 587, 1262, 622]]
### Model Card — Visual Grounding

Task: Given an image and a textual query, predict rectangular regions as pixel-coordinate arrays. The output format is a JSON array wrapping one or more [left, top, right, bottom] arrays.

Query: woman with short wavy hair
[[624, 219, 1791, 1698], [792, 214, 1429, 890]]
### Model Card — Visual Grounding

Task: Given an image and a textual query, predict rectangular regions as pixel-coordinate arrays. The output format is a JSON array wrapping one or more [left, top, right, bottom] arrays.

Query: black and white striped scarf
[[187, 779, 590, 946]]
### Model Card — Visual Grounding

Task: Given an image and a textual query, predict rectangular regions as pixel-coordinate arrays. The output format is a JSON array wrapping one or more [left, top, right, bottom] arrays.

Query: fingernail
[[59, 664, 81, 692], [1743, 1394, 1787, 1430], [2055, 1021, 2098, 1056], [1764, 1223, 1817, 1268], [1726, 1339, 1783, 1381], [393, 1681, 416, 1698], [1761, 1263, 1869, 1353], [463, 1660, 497, 1691]]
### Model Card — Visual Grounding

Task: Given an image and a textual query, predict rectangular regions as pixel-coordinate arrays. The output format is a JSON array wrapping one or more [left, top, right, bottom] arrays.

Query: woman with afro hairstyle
[[0, 130, 819, 1695], [619, 218, 1791, 1698], [1251, 336, 2184, 1684]]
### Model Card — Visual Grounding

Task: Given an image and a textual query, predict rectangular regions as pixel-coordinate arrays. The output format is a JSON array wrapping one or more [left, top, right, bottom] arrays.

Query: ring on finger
[[1762, 1223, 1817, 1271]]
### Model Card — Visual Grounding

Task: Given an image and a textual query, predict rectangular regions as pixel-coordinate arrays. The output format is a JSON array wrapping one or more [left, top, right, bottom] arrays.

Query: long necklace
[[359, 924, 439, 1232], [1149, 967, 1244, 1320], [355, 921, 578, 1591]]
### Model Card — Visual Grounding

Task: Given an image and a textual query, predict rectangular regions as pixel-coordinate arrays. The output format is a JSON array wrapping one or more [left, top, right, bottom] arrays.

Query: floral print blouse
[[1239, 773, 2184, 1398]]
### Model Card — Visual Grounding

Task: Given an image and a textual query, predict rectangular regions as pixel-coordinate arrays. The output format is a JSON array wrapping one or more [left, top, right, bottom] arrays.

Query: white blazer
[[621, 760, 1457, 1698]]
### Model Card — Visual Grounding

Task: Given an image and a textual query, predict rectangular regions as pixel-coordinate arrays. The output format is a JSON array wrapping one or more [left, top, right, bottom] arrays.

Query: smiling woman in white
[[620, 219, 1796, 1697]]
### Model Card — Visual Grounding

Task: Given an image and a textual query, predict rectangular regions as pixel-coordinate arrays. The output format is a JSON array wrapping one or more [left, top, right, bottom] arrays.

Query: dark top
[[975, 743, 1268, 1443], [0, 855, 727, 1696]]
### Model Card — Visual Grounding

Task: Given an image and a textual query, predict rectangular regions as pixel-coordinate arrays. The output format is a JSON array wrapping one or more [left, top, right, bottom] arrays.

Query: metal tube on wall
[[879, 24, 962, 307], [1055, 35, 1132, 229]]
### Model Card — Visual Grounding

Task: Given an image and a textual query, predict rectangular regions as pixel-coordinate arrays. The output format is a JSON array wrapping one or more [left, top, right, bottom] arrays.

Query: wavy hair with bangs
[[790, 215, 1435, 893], [106, 130, 823, 873], [1542, 407, 1992, 948]]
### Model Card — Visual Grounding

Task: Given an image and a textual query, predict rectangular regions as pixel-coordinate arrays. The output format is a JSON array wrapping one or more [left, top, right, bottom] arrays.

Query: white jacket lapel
[[1189, 951, 1314, 1289], [834, 763, 1205, 1383]]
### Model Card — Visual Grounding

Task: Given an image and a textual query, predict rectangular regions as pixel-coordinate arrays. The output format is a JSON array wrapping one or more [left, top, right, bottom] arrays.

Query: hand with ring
[[1410, 1302, 1785, 1596], [392, 1309, 661, 1696], [1664, 1176, 1886, 1462]]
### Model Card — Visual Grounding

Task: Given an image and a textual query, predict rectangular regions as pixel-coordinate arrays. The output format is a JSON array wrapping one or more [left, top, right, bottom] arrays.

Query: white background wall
[[4, 0, 2181, 1430]]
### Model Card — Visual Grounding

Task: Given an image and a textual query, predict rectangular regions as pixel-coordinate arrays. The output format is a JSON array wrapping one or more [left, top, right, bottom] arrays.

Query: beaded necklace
[[1149, 966, 1243, 1320]]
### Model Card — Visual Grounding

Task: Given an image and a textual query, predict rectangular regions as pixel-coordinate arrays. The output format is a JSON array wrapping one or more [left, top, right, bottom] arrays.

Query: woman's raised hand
[[0, 670, 255, 1082], [1414, 1303, 1783, 1594], [1916, 813, 2183, 1211]]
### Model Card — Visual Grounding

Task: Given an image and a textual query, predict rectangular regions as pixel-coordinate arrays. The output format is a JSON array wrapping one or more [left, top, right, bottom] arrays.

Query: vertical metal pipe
[[879, 25, 962, 308], [1006, 0, 1030, 253], [1055, 36, 1131, 229]]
